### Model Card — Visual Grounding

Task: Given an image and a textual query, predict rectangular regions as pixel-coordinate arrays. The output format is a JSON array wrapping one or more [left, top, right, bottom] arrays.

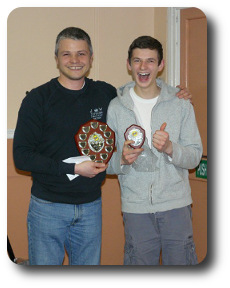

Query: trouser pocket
[[185, 239, 198, 265]]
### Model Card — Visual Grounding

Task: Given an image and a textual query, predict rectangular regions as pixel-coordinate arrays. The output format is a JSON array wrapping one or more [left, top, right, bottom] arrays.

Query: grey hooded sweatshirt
[[106, 79, 203, 214]]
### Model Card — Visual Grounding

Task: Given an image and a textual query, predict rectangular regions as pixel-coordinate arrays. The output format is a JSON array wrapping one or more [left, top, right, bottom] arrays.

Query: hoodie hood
[[117, 78, 180, 110]]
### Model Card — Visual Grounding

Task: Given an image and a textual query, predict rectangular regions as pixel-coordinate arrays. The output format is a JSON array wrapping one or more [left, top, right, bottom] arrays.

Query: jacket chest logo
[[90, 107, 103, 120]]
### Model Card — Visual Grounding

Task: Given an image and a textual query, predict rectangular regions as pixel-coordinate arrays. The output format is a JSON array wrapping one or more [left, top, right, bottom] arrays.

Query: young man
[[106, 36, 202, 265], [13, 27, 192, 265]]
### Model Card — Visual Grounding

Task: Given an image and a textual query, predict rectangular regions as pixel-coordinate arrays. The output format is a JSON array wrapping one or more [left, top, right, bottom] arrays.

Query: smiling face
[[127, 48, 164, 97], [55, 38, 93, 89]]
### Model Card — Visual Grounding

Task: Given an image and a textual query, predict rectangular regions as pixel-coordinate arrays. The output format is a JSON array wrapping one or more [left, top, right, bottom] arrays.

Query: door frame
[[167, 7, 186, 87]]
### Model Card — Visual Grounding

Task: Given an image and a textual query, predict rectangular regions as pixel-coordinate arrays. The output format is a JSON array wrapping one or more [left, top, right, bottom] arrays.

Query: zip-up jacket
[[106, 79, 203, 213]]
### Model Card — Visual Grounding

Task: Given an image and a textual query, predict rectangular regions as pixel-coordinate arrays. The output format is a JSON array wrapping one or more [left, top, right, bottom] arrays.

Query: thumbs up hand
[[160, 122, 167, 131], [152, 122, 173, 156]]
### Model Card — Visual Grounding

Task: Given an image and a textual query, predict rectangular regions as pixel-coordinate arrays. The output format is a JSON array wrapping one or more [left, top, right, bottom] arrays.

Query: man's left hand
[[152, 122, 173, 157], [176, 85, 192, 103]]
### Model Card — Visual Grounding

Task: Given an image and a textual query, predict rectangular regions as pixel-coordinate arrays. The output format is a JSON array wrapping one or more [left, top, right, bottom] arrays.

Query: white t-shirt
[[130, 87, 158, 146]]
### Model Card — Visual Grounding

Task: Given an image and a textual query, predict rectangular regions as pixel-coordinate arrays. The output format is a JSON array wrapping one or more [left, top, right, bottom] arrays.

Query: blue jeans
[[123, 206, 198, 265], [27, 195, 102, 265]]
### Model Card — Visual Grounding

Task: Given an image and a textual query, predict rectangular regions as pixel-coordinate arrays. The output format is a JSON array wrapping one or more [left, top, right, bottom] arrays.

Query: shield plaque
[[124, 124, 145, 149], [75, 119, 115, 163]]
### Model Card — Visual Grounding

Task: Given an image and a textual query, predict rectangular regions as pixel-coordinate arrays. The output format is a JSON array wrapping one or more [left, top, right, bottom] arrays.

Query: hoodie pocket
[[154, 165, 188, 203], [119, 172, 150, 202]]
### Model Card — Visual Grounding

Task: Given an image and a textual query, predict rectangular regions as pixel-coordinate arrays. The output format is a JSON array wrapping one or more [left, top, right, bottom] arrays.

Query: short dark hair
[[128, 36, 163, 65], [55, 27, 93, 56]]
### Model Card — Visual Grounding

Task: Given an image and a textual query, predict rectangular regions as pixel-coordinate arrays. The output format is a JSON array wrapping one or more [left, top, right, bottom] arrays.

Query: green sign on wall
[[196, 159, 207, 179]]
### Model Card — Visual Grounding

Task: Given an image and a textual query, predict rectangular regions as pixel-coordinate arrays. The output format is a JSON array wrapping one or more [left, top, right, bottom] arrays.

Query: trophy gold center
[[88, 132, 104, 152]]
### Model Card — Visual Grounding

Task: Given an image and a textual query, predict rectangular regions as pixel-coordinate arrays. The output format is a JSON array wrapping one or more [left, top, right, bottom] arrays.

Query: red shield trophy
[[75, 119, 115, 163], [124, 124, 145, 149]]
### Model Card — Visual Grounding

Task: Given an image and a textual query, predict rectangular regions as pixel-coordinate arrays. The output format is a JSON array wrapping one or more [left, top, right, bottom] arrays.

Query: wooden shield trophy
[[75, 119, 115, 163]]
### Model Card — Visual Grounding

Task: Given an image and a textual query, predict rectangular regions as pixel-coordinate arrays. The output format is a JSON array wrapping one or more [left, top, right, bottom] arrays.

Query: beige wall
[[7, 7, 168, 264], [7, 7, 167, 129]]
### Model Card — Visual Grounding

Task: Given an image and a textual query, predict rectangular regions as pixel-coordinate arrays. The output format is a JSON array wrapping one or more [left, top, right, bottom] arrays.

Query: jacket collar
[[117, 78, 179, 110]]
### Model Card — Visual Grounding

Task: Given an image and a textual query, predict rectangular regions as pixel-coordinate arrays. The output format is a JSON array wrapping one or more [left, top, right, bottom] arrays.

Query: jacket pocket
[[154, 165, 188, 203], [119, 172, 150, 202]]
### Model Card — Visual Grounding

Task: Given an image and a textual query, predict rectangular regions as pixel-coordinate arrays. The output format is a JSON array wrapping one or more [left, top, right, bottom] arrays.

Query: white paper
[[62, 156, 91, 181]]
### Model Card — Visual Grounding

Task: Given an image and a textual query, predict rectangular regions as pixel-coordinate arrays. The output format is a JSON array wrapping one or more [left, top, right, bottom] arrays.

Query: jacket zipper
[[150, 183, 153, 205]]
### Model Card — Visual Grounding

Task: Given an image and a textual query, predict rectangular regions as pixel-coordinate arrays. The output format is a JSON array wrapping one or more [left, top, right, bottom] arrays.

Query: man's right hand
[[121, 140, 144, 165], [74, 161, 108, 178]]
